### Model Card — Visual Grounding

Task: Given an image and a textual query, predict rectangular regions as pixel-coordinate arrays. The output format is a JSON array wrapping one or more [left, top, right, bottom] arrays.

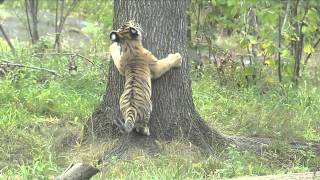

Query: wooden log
[[55, 163, 99, 180]]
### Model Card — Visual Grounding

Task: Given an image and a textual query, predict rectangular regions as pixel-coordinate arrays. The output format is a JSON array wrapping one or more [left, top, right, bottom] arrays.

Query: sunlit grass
[[192, 69, 320, 141]]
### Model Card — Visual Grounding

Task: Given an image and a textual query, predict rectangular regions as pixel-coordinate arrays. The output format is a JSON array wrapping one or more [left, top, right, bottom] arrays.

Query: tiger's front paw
[[169, 53, 182, 67]]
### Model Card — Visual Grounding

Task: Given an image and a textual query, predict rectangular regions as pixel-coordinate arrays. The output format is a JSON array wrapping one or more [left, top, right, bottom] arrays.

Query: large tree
[[86, 0, 230, 158]]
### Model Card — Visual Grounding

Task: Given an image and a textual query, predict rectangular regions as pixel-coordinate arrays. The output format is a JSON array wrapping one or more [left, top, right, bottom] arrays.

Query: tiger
[[109, 20, 182, 136]]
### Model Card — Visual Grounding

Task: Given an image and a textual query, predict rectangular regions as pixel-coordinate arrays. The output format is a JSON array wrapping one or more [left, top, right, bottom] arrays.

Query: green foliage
[[189, 0, 320, 84], [77, 0, 113, 29]]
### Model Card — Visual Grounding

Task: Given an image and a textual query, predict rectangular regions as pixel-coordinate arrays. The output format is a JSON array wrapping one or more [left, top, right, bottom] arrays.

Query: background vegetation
[[0, 0, 319, 179]]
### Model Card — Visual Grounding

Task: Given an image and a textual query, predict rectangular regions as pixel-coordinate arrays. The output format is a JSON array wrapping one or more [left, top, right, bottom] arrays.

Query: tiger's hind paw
[[124, 120, 134, 133], [136, 126, 150, 136]]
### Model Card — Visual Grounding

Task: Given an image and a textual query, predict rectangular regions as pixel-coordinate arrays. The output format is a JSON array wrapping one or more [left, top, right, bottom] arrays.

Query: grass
[[192, 70, 320, 141], [1, 48, 319, 179]]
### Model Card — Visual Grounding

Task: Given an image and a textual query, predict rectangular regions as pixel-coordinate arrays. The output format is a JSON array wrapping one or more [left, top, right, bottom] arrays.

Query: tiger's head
[[110, 20, 143, 43]]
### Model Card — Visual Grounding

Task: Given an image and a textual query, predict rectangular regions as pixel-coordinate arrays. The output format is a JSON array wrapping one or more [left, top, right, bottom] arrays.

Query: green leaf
[[261, 40, 272, 50], [306, 8, 318, 22], [284, 63, 294, 76], [265, 58, 276, 67], [281, 49, 290, 57], [239, 38, 250, 49], [248, 35, 258, 45], [211, 0, 216, 6], [265, 76, 275, 83], [244, 66, 255, 76], [304, 44, 314, 54]]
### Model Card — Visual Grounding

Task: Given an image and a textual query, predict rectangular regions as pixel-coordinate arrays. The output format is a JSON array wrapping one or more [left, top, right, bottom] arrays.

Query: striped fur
[[109, 20, 182, 136]]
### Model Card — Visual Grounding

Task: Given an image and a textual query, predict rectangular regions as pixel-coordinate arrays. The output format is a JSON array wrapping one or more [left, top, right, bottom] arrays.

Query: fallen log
[[55, 163, 99, 180]]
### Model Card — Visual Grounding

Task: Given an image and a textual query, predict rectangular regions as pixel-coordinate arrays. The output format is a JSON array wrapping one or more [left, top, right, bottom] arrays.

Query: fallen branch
[[33, 52, 95, 65], [0, 60, 61, 76]]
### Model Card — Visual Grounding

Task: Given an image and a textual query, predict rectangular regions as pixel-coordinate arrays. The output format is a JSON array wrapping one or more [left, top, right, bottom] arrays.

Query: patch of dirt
[[52, 122, 81, 151], [231, 171, 320, 180], [0, 128, 34, 169]]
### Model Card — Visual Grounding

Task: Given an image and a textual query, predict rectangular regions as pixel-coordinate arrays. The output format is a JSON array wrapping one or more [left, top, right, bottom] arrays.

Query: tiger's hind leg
[[135, 116, 150, 136], [113, 118, 126, 134], [124, 119, 134, 133], [135, 104, 152, 136], [135, 124, 150, 136]]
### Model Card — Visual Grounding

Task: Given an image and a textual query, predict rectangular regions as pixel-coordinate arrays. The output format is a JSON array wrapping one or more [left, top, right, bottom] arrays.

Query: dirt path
[[231, 171, 320, 180]]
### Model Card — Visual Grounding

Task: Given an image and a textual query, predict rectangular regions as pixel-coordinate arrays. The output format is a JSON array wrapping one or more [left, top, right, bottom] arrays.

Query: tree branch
[[0, 60, 61, 76], [32, 52, 95, 65], [54, 0, 79, 52], [304, 37, 320, 65]]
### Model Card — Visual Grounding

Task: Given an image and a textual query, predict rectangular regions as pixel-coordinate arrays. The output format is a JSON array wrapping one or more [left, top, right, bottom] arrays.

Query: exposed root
[[101, 131, 160, 163], [229, 136, 320, 155]]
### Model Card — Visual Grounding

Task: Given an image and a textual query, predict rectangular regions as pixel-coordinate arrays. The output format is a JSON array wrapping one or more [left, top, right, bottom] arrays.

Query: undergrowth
[[192, 66, 320, 142], [1, 50, 319, 179]]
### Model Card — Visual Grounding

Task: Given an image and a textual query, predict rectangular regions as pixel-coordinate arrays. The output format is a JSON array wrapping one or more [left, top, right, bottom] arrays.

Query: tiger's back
[[119, 55, 152, 135]]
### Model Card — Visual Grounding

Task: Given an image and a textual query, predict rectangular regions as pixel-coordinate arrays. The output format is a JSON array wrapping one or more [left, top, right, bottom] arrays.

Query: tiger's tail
[[123, 107, 137, 133]]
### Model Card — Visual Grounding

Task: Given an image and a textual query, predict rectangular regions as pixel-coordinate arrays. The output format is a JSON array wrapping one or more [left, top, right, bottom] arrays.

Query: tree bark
[[291, 0, 309, 84], [86, 0, 229, 154]]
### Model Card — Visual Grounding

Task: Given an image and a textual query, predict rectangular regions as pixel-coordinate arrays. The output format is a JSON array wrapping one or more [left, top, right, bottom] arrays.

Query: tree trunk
[[86, 0, 229, 154], [0, 24, 15, 55], [277, 11, 282, 82], [25, 0, 39, 44], [54, 0, 78, 52]]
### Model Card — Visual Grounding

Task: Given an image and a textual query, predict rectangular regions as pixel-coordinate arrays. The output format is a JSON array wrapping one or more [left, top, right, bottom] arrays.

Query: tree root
[[101, 131, 160, 163], [229, 136, 320, 155]]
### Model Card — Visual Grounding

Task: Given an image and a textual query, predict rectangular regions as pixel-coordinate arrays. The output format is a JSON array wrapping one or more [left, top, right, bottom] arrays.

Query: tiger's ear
[[110, 31, 119, 42], [129, 27, 139, 37]]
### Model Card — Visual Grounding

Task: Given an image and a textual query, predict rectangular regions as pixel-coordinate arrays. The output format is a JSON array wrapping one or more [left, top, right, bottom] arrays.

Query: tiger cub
[[109, 20, 182, 136]]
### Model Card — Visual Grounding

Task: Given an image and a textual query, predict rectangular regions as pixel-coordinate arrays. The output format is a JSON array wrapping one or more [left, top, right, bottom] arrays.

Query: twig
[[281, 0, 291, 32], [0, 60, 61, 76], [32, 52, 95, 65], [304, 37, 320, 65]]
